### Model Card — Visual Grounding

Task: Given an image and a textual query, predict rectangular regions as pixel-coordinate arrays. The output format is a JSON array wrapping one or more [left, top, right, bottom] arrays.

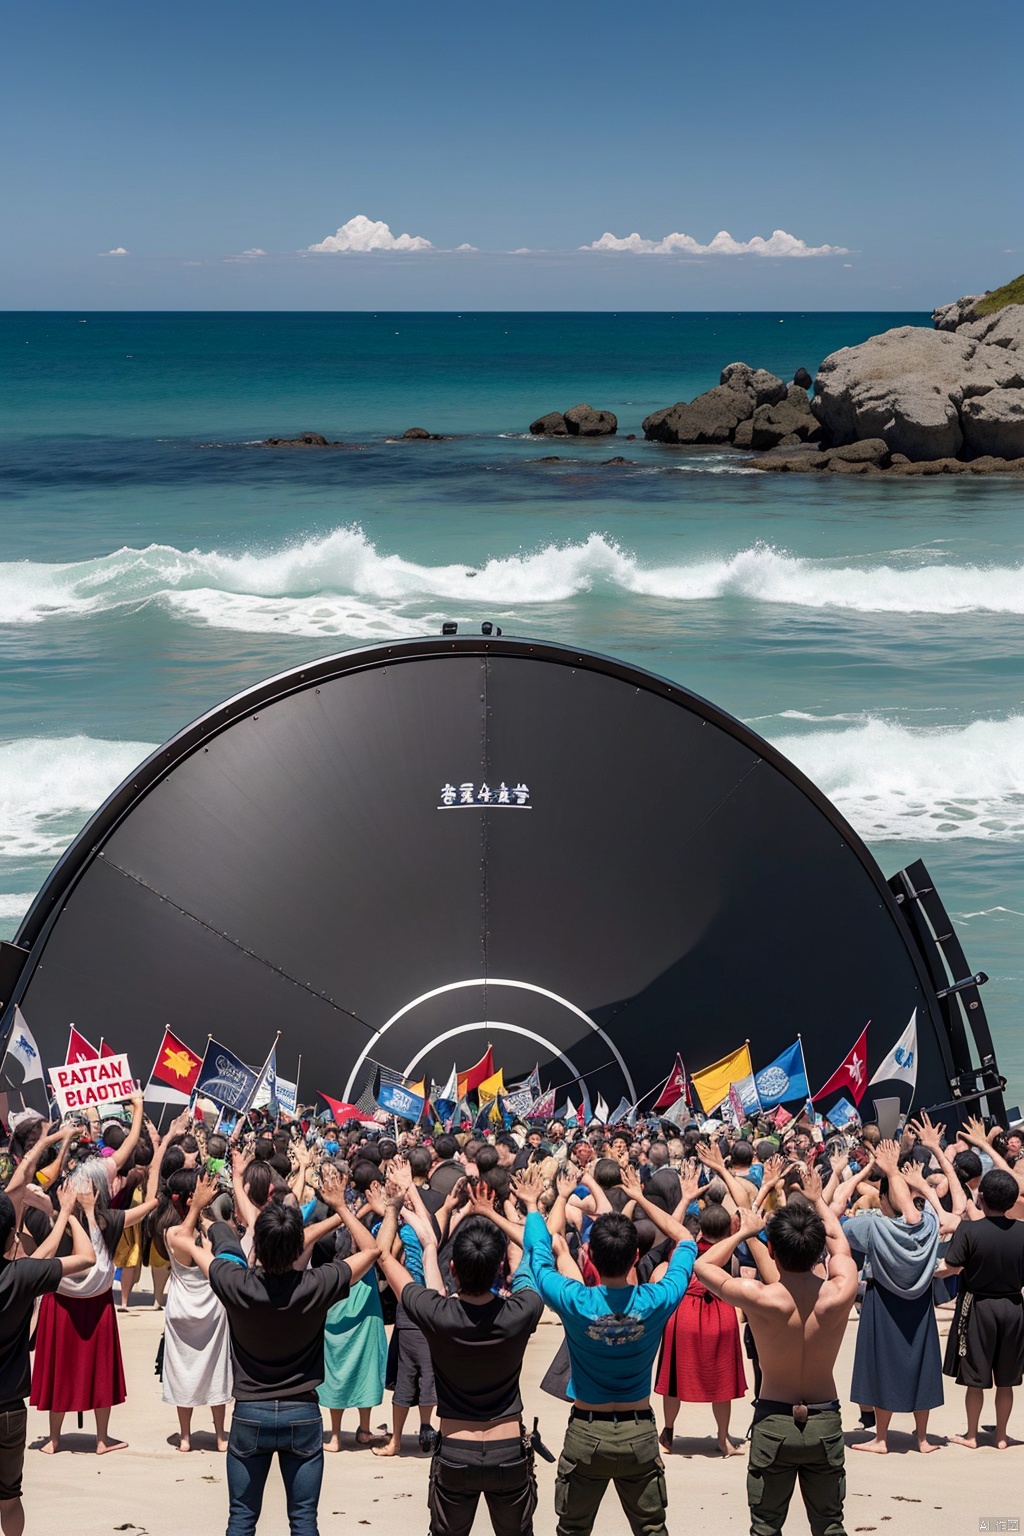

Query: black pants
[[428, 1435, 537, 1536]]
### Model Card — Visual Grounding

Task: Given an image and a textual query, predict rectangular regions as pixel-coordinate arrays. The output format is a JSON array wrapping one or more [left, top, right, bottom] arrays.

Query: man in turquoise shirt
[[519, 1163, 696, 1536]]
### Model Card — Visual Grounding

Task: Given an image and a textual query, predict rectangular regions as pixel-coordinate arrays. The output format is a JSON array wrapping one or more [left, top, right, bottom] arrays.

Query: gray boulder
[[794, 367, 813, 390], [813, 326, 1023, 460], [563, 403, 617, 436], [643, 384, 756, 444], [961, 389, 1024, 458], [720, 362, 788, 405], [748, 388, 824, 450], [957, 306, 1024, 352], [932, 295, 984, 330], [530, 411, 569, 436]]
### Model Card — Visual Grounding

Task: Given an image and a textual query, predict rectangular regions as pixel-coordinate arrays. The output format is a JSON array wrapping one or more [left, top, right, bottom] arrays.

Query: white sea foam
[[771, 715, 1024, 842], [4, 532, 1024, 637], [0, 736, 155, 859], [0, 894, 31, 921]]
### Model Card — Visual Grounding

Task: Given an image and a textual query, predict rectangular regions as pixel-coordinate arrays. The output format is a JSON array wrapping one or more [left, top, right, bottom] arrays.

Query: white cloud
[[100, 247, 129, 256], [581, 227, 849, 258], [241, 247, 267, 258], [454, 243, 479, 253], [308, 215, 433, 253]]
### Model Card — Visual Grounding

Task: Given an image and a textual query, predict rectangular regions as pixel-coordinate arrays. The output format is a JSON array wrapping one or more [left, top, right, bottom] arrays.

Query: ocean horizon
[[2, 310, 1021, 1102]]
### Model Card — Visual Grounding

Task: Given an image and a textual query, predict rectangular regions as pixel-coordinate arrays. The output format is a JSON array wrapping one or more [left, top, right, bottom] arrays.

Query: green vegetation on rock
[[973, 273, 1024, 316]]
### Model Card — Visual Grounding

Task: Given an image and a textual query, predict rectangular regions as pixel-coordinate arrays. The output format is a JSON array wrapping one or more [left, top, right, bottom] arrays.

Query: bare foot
[[96, 1439, 128, 1455], [324, 1435, 342, 1453], [719, 1438, 745, 1458], [950, 1433, 977, 1449], [177, 1435, 191, 1453], [917, 1438, 939, 1454], [38, 1440, 61, 1455], [216, 1437, 229, 1453], [996, 1436, 1019, 1450], [372, 1438, 401, 1458], [852, 1438, 888, 1454], [659, 1427, 673, 1453]]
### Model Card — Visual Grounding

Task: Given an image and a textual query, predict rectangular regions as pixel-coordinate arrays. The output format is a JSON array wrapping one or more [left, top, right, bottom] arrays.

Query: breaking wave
[[4, 531, 1024, 637]]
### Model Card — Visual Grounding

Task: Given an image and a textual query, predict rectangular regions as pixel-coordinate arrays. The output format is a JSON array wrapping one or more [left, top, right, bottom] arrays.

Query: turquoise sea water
[[1, 311, 1022, 1099]]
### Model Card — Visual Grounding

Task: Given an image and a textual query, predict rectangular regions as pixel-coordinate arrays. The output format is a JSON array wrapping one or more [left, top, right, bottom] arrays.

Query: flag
[[458, 1047, 494, 1100], [813, 1023, 870, 1106], [195, 1038, 260, 1113], [275, 1075, 297, 1115], [99, 1040, 115, 1058], [453, 1095, 474, 1128], [824, 1096, 859, 1130], [528, 1088, 556, 1121], [754, 1041, 810, 1108], [510, 1064, 541, 1099], [0, 1008, 47, 1110], [564, 1096, 577, 1126], [150, 1028, 202, 1097], [252, 1046, 280, 1116], [772, 1104, 793, 1129], [593, 1093, 610, 1124], [477, 1069, 504, 1106], [692, 1044, 753, 1115], [868, 1010, 918, 1093], [659, 1096, 692, 1129], [374, 1072, 426, 1124], [733, 1072, 761, 1116], [318, 1091, 375, 1126], [653, 1054, 688, 1111], [437, 1063, 458, 1104], [607, 1096, 632, 1124], [727, 1083, 746, 1127], [499, 1088, 535, 1122], [65, 1026, 98, 1065]]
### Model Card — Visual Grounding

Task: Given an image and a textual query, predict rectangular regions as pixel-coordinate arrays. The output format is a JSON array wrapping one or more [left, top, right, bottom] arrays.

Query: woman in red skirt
[[654, 1202, 747, 1456], [32, 1148, 160, 1454]]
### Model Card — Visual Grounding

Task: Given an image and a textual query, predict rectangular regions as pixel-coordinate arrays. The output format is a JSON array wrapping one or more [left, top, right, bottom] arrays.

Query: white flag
[[438, 1063, 458, 1104], [1, 1006, 45, 1087], [594, 1093, 610, 1124], [868, 1009, 918, 1091]]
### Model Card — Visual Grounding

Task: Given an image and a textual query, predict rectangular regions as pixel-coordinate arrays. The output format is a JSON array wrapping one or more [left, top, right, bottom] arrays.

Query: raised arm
[[693, 1207, 767, 1305], [872, 1140, 921, 1225], [108, 1090, 146, 1174], [696, 1142, 755, 1210], [909, 1114, 969, 1216], [317, 1164, 379, 1283], [619, 1164, 695, 1248], [828, 1156, 877, 1217], [801, 1166, 858, 1292]]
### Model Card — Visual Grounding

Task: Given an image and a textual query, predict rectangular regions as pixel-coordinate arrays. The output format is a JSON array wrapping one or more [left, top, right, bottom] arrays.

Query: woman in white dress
[[156, 1169, 233, 1451]]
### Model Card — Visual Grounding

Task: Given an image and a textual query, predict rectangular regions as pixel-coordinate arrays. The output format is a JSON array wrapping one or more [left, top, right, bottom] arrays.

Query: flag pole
[[797, 1034, 813, 1121], [294, 1054, 302, 1112]]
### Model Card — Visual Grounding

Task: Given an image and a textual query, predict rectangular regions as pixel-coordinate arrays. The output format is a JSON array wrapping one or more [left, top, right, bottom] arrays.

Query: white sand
[[21, 1289, 1017, 1534]]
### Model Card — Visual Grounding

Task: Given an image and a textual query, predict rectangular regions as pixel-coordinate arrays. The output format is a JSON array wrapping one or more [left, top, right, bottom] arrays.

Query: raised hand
[[909, 1112, 944, 1151], [510, 1164, 543, 1210], [57, 1182, 79, 1217], [696, 1141, 725, 1173], [76, 1182, 97, 1216], [619, 1164, 644, 1204], [800, 1165, 824, 1203], [962, 1115, 989, 1147], [555, 1167, 577, 1200], [388, 1157, 413, 1195], [678, 1157, 701, 1206], [737, 1206, 766, 1241], [466, 1179, 497, 1217], [190, 1172, 219, 1211], [761, 1154, 786, 1188], [873, 1139, 901, 1176], [442, 1176, 468, 1212]]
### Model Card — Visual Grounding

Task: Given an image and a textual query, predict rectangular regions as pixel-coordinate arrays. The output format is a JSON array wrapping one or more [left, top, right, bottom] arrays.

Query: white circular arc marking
[[343, 977, 635, 1101], [401, 1022, 586, 1098]]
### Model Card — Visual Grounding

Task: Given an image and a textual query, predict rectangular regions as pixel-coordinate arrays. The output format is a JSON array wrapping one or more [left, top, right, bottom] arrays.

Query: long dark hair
[[152, 1168, 198, 1261]]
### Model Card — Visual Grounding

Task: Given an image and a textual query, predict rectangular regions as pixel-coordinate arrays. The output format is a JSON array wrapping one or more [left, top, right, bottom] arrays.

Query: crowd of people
[[0, 1091, 1023, 1536]]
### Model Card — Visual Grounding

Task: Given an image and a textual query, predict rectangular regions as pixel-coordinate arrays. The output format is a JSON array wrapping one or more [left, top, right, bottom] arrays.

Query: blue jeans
[[226, 1398, 324, 1536]]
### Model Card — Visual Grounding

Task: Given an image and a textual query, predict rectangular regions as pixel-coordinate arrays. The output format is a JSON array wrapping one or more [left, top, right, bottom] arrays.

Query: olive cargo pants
[[747, 1408, 847, 1536], [554, 1416, 667, 1536]]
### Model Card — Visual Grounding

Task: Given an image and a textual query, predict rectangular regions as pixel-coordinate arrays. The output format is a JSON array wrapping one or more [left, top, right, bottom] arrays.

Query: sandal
[[355, 1428, 377, 1447]]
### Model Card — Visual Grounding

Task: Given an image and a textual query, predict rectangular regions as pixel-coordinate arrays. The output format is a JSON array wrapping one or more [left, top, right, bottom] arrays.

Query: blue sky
[[3, 0, 1021, 309]]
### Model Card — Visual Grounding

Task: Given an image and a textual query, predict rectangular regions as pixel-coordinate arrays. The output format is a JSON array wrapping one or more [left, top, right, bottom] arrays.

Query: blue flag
[[824, 1096, 859, 1129], [195, 1038, 260, 1112], [754, 1042, 810, 1108], [375, 1074, 426, 1124]]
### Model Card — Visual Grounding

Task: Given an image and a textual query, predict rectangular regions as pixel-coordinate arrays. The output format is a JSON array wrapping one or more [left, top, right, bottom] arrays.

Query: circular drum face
[[10, 637, 947, 1113]]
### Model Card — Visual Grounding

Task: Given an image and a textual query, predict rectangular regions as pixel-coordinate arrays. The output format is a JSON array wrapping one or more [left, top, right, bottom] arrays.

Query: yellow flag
[[477, 1069, 504, 1105], [407, 1079, 426, 1097], [691, 1044, 752, 1115]]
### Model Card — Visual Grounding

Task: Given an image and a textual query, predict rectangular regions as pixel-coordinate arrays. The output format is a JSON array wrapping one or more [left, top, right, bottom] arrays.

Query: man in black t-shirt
[[0, 1185, 94, 1535], [377, 1165, 543, 1536], [181, 1166, 379, 1536], [941, 1169, 1024, 1450]]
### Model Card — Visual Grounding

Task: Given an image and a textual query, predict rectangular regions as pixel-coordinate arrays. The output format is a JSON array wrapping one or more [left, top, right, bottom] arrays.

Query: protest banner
[[52, 1053, 134, 1116]]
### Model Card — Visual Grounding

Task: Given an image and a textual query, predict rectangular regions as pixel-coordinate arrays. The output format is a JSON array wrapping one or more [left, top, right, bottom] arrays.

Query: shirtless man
[[695, 1166, 858, 1536]]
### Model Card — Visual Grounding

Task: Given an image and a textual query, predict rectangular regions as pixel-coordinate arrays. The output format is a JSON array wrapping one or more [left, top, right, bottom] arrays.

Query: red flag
[[812, 1024, 870, 1107], [65, 1025, 98, 1065], [99, 1040, 115, 1058], [653, 1053, 687, 1111], [151, 1028, 202, 1095], [457, 1046, 494, 1100], [772, 1104, 793, 1129], [318, 1091, 373, 1125]]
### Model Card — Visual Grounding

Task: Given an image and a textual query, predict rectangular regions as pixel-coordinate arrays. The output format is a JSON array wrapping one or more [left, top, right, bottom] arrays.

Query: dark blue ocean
[[1, 312, 1022, 1097]]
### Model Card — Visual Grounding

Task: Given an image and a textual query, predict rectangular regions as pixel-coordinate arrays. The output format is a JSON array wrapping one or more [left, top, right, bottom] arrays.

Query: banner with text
[[52, 1053, 134, 1117]]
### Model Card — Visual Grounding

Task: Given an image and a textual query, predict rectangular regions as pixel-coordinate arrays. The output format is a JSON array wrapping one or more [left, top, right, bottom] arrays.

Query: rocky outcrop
[[643, 362, 797, 445], [812, 326, 1024, 460], [960, 389, 1024, 458], [753, 444, 1024, 475], [932, 295, 984, 331], [395, 426, 450, 440], [956, 306, 1024, 352], [530, 404, 617, 436], [261, 432, 353, 448]]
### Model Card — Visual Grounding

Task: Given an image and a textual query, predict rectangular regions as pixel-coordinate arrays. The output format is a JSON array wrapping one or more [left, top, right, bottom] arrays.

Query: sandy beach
[[21, 1285, 1014, 1536]]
